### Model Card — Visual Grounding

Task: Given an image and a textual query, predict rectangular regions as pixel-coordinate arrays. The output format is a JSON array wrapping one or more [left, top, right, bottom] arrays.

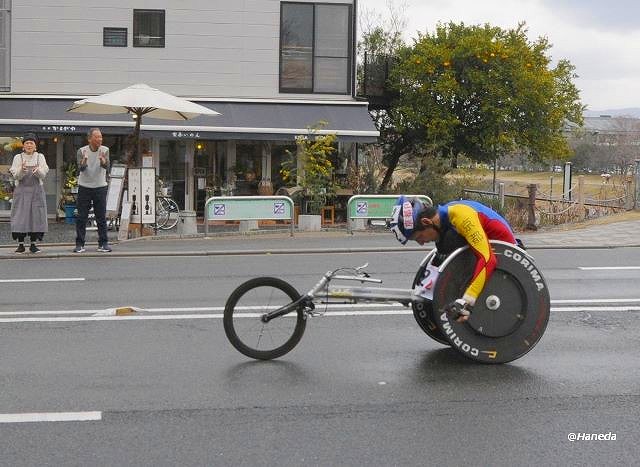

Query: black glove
[[443, 298, 471, 322]]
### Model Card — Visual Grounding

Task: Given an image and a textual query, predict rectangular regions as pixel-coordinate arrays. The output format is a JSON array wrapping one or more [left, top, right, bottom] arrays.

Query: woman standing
[[9, 133, 49, 253]]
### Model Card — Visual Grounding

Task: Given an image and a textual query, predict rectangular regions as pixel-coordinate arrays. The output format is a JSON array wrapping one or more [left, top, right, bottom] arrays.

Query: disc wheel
[[411, 264, 449, 346], [432, 242, 550, 364], [223, 277, 307, 360]]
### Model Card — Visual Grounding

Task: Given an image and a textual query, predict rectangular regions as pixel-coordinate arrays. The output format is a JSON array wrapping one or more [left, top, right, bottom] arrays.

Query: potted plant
[[60, 161, 78, 223], [0, 172, 13, 211], [281, 121, 337, 231]]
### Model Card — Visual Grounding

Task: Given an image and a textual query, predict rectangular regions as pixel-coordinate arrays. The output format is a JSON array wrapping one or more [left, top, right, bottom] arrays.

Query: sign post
[[346, 194, 433, 234], [204, 196, 295, 236]]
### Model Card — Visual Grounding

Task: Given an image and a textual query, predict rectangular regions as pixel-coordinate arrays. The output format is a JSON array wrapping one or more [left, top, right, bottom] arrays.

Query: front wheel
[[224, 277, 307, 360], [157, 198, 180, 230]]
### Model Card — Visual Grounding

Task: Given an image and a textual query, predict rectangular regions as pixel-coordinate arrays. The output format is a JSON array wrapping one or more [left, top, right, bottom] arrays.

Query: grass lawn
[[463, 169, 630, 199]]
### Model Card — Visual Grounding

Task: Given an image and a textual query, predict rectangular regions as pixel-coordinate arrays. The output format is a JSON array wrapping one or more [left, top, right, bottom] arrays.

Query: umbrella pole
[[133, 111, 142, 167]]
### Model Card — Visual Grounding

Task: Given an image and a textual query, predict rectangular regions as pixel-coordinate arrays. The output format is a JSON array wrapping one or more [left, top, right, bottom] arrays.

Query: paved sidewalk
[[1, 217, 639, 259]]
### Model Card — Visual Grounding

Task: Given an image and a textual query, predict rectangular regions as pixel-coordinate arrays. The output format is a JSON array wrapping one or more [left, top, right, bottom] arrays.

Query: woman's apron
[[10, 159, 48, 235]]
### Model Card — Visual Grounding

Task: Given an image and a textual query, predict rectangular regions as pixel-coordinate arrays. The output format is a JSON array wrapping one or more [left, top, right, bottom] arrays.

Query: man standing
[[74, 128, 111, 253]]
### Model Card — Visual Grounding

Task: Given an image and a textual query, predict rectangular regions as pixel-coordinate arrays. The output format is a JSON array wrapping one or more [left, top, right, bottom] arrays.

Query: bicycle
[[155, 195, 180, 230], [223, 240, 551, 364]]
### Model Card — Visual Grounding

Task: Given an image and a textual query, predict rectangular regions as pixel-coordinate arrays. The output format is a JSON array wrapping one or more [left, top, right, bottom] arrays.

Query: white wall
[[9, 0, 354, 100]]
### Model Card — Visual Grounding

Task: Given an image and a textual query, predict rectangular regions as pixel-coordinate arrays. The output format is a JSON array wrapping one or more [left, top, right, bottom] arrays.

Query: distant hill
[[584, 108, 640, 118]]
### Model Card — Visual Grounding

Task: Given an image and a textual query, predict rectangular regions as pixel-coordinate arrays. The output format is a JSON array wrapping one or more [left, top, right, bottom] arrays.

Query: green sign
[[207, 197, 293, 220], [347, 195, 432, 219]]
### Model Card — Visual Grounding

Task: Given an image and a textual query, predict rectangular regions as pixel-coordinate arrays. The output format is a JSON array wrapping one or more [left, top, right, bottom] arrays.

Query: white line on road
[[1, 306, 640, 323], [2, 300, 639, 317], [0, 303, 407, 316], [0, 411, 102, 423], [578, 266, 640, 270], [0, 278, 85, 283]]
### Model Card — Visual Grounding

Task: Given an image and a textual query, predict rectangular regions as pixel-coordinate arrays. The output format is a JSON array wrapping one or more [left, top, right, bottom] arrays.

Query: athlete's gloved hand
[[443, 298, 471, 323]]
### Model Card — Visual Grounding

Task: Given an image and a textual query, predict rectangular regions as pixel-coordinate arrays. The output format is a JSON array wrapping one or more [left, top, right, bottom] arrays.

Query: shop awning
[[0, 97, 379, 142]]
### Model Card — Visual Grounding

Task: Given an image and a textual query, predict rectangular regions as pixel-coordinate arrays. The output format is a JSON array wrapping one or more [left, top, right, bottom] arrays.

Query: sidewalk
[[2, 215, 639, 259]]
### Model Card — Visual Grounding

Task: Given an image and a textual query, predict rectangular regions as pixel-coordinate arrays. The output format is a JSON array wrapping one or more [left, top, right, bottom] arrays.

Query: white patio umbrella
[[67, 83, 220, 164]]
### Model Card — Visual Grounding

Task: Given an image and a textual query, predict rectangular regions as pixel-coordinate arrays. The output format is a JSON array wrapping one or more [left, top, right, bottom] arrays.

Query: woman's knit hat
[[22, 133, 38, 144]]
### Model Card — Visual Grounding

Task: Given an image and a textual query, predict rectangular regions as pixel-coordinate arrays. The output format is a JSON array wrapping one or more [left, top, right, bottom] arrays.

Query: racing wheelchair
[[223, 241, 550, 364]]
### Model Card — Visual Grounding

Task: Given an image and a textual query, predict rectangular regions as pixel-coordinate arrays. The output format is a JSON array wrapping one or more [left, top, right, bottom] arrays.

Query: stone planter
[[349, 218, 367, 231], [298, 214, 322, 232]]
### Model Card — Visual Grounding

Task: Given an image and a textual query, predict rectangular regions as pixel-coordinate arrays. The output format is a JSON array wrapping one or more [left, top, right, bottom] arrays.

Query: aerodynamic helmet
[[389, 195, 431, 245]]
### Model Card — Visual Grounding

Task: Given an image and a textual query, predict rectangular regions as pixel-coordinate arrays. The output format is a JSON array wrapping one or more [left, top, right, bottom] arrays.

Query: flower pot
[[257, 180, 274, 196], [64, 204, 77, 224]]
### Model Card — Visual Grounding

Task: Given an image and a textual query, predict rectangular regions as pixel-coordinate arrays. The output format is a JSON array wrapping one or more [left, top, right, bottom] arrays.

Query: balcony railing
[[358, 52, 396, 109]]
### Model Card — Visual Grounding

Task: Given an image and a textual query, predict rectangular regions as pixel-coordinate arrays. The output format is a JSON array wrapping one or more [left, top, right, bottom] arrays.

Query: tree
[[389, 22, 584, 176], [280, 122, 337, 215], [357, 1, 411, 191], [570, 117, 640, 174]]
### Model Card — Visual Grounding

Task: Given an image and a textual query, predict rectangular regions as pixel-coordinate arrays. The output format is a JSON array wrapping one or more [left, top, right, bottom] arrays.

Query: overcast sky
[[359, 0, 640, 111]]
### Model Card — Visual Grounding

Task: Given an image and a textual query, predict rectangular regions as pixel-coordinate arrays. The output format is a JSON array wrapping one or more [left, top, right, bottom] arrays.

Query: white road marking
[[0, 411, 102, 423], [0, 309, 114, 316], [1, 300, 638, 317], [0, 310, 411, 323], [0, 303, 406, 316], [0, 278, 85, 283], [579, 266, 640, 270], [1, 305, 639, 323], [552, 306, 640, 312], [552, 298, 640, 304]]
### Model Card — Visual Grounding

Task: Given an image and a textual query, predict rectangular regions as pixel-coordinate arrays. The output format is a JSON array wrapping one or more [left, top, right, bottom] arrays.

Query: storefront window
[[235, 142, 262, 195], [159, 140, 187, 209], [194, 140, 226, 213]]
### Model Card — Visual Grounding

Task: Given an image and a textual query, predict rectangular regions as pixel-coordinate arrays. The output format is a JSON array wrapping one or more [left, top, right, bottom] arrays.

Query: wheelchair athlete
[[390, 196, 519, 323]]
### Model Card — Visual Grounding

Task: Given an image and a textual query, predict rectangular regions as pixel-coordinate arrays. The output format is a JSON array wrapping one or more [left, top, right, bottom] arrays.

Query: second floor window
[[280, 2, 352, 94], [133, 9, 165, 48]]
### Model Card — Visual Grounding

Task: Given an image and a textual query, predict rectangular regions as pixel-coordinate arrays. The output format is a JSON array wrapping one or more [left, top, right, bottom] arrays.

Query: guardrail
[[346, 194, 433, 234], [204, 196, 295, 236]]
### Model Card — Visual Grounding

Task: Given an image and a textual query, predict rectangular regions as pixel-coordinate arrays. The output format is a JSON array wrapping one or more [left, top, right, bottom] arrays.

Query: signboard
[[106, 177, 124, 213], [127, 167, 156, 224], [140, 168, 156, 224], [346, 194, 433, 234], [207, 198, 293, 220], [349, 197, 396, 219], [128, 168, 142, 223], [106, 163, 127, 217], [117, 201, 131, 242], [348, 195, 432, 219]]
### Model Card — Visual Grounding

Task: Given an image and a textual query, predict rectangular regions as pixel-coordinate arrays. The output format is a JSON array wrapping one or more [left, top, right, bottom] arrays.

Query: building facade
[[0, 0, 377, 215]]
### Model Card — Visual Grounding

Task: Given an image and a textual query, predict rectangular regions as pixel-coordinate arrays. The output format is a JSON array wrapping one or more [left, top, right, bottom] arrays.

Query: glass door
[[159, 140, 187, 209]]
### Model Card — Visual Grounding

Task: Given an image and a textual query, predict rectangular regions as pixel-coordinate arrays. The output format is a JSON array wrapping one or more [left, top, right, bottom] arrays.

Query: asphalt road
[[1, 248, 639, 466]]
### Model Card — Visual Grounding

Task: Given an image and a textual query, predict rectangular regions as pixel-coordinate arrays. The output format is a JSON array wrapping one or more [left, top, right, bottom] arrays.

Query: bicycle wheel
[[159, 198, 180, 230], [224, 277, 307, 360], [156, 198, 169, 228]]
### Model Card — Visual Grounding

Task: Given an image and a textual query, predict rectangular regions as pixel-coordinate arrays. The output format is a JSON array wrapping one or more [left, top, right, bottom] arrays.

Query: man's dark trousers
[[75, 185, 108, 247]]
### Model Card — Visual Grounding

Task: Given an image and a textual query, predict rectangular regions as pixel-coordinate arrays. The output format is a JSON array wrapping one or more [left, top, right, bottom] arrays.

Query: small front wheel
[[224, 277, 307, 360]]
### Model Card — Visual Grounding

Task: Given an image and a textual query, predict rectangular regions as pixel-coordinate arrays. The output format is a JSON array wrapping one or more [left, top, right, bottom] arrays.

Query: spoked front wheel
[[223, 277, 307, 360]]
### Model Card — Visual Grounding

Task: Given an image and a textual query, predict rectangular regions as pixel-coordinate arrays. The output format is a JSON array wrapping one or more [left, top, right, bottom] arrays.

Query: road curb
[[2, 243, 639, 260]]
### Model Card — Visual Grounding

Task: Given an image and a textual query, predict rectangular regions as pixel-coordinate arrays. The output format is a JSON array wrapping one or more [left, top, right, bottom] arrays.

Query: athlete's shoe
[[73, 245, 86, 253], [97, 244, 112, 253], [15, 244, 25, 254]]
